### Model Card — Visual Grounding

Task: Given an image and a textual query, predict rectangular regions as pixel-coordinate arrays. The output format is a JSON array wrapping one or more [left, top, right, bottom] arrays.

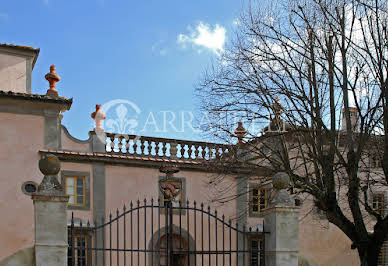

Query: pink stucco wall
[[298, 198, 360, 266], [0, 53, 27, 93], [0, 112, 44, 260], [61, 126, 91, 152]]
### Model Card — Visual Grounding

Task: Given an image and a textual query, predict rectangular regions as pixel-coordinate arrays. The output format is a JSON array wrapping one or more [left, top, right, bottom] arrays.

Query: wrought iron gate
[[69, 199, 266, 266]]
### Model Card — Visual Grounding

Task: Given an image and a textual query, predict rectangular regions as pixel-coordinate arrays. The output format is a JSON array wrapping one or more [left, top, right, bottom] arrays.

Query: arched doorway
[[158, 233, 188, 266], [148, 225, 196, 266]]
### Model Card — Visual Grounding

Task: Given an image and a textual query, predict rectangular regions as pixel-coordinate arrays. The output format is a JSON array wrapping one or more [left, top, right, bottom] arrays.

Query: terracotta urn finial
[[234, 121, 247, 144], [91, 104, 106, 131], [45, 65, 61, 95]]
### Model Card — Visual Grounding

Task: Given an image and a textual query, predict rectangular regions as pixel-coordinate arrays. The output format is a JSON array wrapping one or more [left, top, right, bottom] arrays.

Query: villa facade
[[0, 44, 369, 266]]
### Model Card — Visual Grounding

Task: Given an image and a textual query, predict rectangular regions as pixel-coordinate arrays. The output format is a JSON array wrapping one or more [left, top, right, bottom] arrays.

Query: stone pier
[[32, 154, 69, 266]]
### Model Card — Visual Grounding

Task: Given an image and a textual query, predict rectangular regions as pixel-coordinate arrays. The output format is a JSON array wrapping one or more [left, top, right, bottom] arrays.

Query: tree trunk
[[359, 240, 381, 266]]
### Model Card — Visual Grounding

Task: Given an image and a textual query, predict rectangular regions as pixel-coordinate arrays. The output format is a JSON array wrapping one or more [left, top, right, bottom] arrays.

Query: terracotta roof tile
[[40, 149, 204, 166], [0, 43, 39, 52]]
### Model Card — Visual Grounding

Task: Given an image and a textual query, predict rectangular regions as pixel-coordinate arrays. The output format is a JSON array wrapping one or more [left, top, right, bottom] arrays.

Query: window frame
[[249, 184, 271, 217], [373, 193, 385, 216], [249, 235, 265, 266], [61, 170, 90, 210], [67, 228, 92, 266]]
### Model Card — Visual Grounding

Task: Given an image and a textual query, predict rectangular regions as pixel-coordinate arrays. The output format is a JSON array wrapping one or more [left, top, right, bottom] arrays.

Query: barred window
[[68, 233, 88, 266], [378, 238, 388, 266], [373, 193, 385, 216], [250, 237, 264, 266], [251, 188, 270, 214]]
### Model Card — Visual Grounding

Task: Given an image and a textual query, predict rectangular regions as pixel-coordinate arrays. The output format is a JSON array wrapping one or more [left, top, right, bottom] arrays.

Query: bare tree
[[196, 0, 388, 265]]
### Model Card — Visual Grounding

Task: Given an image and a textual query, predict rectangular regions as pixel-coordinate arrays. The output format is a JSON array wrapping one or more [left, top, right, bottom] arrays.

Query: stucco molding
[[60, 170, 91, 211], [0, 98, 71, 116], [158, 176, 187, 215]]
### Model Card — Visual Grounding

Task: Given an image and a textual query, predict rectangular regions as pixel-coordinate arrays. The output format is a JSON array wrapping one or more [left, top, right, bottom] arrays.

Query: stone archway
[[148, 225, 196, 266]]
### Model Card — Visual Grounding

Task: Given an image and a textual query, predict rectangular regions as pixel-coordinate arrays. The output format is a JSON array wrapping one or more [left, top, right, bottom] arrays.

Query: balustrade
[[104, 133, 231, 161]]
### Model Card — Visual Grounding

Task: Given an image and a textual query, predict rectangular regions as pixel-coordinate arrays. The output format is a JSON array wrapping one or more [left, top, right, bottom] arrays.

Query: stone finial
[[272, 172, 290, 190], [159, 164, 180, 179], [91, 104, 106, 132], [37, 154, 63, 194], [234, 121, 247, 144], [45, 65, 61, 95], [270, 172, 294, 207], [272, 96, 283, 119]]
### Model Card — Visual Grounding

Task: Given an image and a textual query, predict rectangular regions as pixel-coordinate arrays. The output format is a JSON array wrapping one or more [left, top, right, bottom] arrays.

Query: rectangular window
[[251, 188, 270, 214], [68, 233, 88, 266], [65, 176, 86, 206], [250, 237, 264, 266], [373, 193, 385, 216], [370, 153, 382, 168], [160, 180, 182, 207]]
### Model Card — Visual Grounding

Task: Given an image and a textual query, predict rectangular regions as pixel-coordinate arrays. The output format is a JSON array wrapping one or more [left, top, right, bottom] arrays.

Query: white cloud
[[177, 21, 226, 56], [232, 19, 240, 26]]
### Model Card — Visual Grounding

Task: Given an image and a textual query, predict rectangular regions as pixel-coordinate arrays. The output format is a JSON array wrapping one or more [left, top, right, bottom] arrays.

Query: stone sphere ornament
[[39, 154, 61, 176], [272, 172, 290, 190]]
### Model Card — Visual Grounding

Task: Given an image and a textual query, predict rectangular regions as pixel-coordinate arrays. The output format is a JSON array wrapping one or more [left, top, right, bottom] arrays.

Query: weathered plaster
[[32, 194, 69, 266], [44, 110, 61, 150], [0, 247, 35, 266], [93, 162, 105, 264]]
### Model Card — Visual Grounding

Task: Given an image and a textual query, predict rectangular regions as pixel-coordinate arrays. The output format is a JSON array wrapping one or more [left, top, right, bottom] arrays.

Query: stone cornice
[[39, 149, 259, 174]]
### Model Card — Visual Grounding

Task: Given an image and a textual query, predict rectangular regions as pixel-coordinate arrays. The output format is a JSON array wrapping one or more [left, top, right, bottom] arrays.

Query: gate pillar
[[263, 172, 299, 266], [32, 154, 69, 266]]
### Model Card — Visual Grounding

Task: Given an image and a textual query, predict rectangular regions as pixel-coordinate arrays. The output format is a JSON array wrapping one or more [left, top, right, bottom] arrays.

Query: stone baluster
[[215, 145, 221, 159], [155, 141, 160, 156], [162, 142, 167, 156], [124, 136, 130, 153], [209, 146, 214, 159], [194, 144, 199, 160], [139, 138, 145, 155], [146, 140, 152, 155], [118, 135, 124, 153], [170, 142, 178, 159], [201, 146, 206, 159], [187, 145, 193, 159]]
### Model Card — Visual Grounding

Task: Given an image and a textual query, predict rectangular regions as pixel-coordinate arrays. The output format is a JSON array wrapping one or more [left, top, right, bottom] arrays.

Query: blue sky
[[0, 0, 243, 141]]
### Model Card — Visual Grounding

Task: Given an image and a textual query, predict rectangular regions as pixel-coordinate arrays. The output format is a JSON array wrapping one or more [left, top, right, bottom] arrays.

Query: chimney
[[342, 107, 358, 132]]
